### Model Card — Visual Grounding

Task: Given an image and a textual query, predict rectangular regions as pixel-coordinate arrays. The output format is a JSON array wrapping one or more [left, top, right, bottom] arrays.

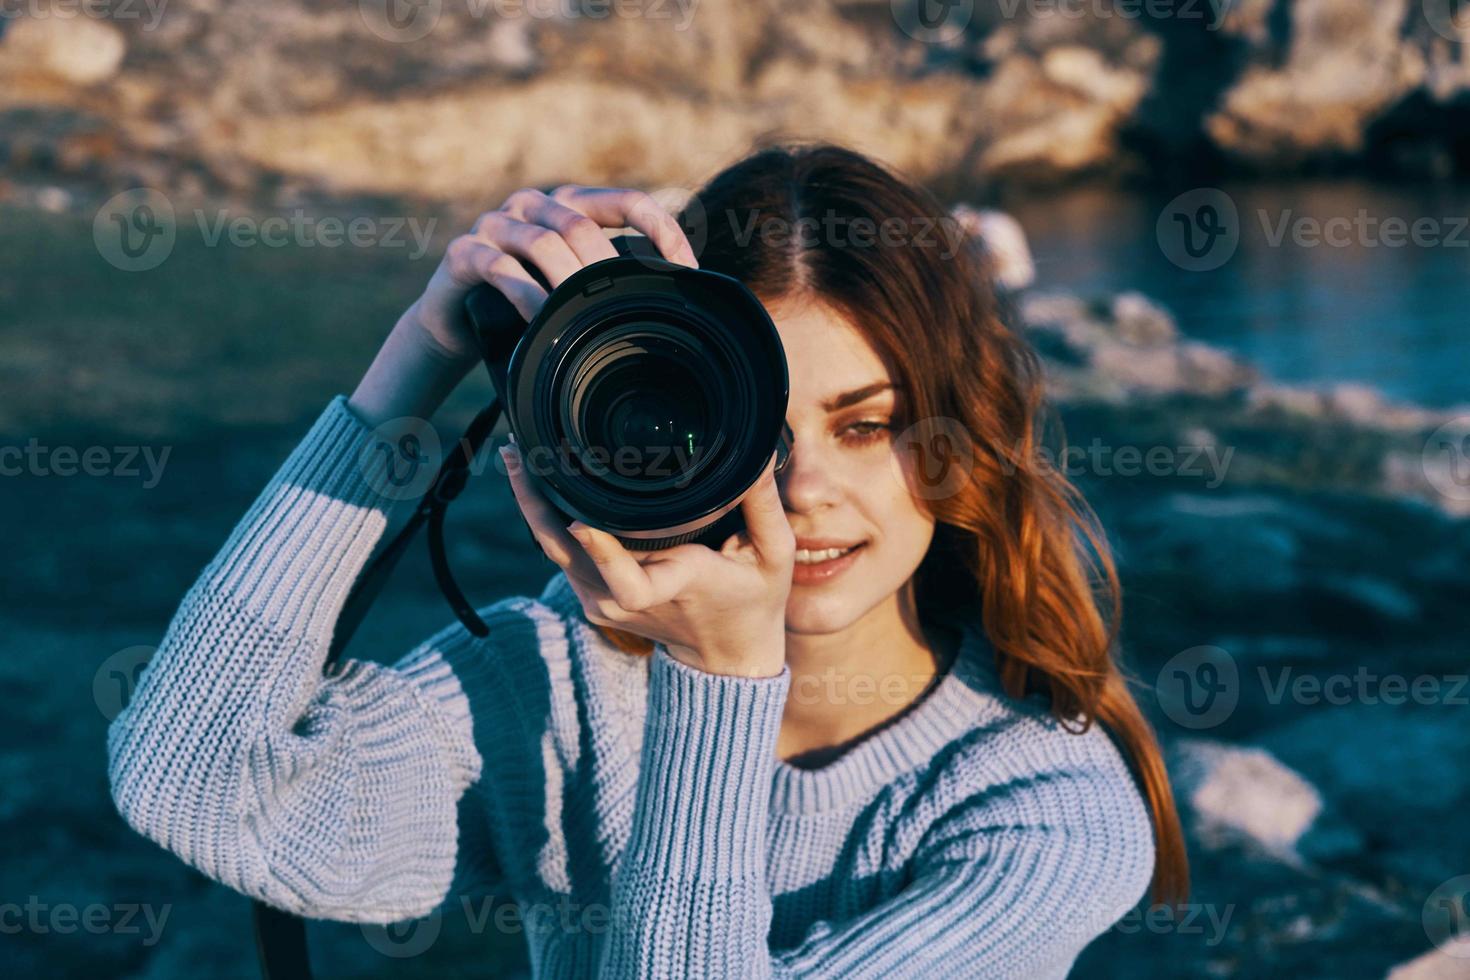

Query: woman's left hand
[[500, 442, 794, 677]]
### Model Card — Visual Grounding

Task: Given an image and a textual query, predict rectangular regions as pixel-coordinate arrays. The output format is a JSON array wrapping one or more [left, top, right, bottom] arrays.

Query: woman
[[107, 141, 1187, 977]]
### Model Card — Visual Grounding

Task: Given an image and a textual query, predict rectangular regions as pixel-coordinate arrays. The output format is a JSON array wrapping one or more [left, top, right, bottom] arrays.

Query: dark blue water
[[1008, 181, 1470, 410]]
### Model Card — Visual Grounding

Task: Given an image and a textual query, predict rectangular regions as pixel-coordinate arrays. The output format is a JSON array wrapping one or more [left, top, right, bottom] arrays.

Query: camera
[[464, 235, 793, 551]]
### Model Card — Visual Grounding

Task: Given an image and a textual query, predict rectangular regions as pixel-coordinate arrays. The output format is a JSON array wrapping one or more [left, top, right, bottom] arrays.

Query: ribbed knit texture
[[107, 396, 1157, 979]]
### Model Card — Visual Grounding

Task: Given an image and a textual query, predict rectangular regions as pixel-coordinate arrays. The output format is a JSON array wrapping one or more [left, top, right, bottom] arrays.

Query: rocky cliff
[[4, 0, 1470, 210]]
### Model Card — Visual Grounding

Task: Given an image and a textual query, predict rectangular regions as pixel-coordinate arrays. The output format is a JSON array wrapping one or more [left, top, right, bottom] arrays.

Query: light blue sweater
[[106, 396, 1156, 978]]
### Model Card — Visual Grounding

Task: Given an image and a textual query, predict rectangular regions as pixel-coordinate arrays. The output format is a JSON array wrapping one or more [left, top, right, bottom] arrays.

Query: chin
[[783, 590, 864, 636]]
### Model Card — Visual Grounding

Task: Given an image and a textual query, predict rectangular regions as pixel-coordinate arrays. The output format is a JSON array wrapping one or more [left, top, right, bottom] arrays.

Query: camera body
[[464, 235, 793, 551]]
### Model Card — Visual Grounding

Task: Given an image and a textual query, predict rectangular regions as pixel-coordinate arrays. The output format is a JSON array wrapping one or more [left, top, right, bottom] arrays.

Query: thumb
[[740, 452, 793, 564]]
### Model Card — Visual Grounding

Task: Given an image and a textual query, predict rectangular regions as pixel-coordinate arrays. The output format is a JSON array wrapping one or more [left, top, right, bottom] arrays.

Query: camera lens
[[494, 249, 789, 550], [571, 330, 716, 487]]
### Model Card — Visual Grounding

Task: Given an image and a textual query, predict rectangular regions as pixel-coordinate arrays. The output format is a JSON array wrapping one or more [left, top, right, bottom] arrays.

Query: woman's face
[[766, 294, 938, 636]]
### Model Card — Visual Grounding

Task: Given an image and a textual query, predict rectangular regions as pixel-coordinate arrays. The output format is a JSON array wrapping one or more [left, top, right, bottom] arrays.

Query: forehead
[[763, 296, 893, 409]]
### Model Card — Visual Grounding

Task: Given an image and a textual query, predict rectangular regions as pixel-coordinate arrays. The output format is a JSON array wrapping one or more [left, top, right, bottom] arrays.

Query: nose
[[776, 424, 842, 515]]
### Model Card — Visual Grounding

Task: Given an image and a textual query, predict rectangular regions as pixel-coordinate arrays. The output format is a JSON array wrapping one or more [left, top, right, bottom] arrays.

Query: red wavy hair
[[592, 139, 1188, 904]]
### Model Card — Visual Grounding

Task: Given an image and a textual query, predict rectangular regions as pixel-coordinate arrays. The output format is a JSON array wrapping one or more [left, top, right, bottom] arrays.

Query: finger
[[566, 522, 676, 612], [638, 545, 708, 600], [739, 452, 795, 566], [562, 564, 619, 608], [471, 213, 586, 290], [562, 567, 673, 634], [549, 186, 698, 268], [446, 236, 548, 323], [521, 194, 622, 268], [558, 569, 624, 626], [502, 445, 601, 581]]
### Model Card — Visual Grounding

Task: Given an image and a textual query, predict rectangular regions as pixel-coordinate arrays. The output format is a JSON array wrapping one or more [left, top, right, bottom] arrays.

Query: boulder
[[1170, 738, 1322, 862], [0, 16, 126, 86]]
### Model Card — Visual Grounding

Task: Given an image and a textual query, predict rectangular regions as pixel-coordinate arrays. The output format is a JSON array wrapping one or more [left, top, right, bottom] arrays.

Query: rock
[[1114, 492, 1305, 594], [1170, 739, 1322, 861], [211, 54, 999, 201], [1018, 291, 1091, 330], [1109, 291, 1177, 347], [486, 20, 538, 74], [34, 185, 71, 213], [1249, 383, 1331, 419], [1041, 46, 1148, 109], [951, 205, 1034, 291], [0, 16, 127, 86], [1089, 343, 1191, 395], [1207, 0, 1422, 167], [1382, 445, 1470, 519], [1214, 0, 1278, 47], [1387, 943, 1470, 979], [7, 1, 1470, 201], [977, 53, 1148, 181], [1021, 289, 1255, 402], [1326, 382, 1388, 425]]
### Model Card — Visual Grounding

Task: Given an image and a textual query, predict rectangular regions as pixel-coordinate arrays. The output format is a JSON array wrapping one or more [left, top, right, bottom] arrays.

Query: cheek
[[861, 453, 937, 550]]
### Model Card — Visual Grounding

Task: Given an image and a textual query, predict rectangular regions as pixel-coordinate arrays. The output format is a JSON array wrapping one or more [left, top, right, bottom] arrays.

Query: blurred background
[[2, 1, 1468, 977]]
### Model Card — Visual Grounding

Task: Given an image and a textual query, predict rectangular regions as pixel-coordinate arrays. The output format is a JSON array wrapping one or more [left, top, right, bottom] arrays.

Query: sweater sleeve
[[599, 645, 790, 978], [768, 750, 1157, 979], [105, 396, 484, 924], [600, 647, 1155, 979]]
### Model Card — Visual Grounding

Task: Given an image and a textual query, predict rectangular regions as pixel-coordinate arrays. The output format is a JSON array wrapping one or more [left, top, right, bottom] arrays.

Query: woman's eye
[[840, 421, 892, 446]]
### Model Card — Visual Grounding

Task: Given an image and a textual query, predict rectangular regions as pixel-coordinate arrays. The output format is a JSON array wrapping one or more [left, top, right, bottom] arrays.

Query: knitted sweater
[[106, 395, 1156, 979]]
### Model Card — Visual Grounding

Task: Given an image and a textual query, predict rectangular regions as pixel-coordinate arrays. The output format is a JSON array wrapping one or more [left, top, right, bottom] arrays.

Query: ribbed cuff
[[206, 395, 406, 639], [624, 646, 789, 881]]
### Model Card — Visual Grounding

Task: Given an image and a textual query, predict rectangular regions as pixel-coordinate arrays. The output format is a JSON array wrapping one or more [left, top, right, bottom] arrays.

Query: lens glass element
[[568, 330, 720, 486]]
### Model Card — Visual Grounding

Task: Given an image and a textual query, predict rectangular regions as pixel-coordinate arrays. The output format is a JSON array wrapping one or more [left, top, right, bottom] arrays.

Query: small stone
[[1110, 291, 1178, 346], [1171, 738, 1322, 861], [3, 17, 127, 86], [35, 186, 72, 213], [951, 205, 1035, 292]]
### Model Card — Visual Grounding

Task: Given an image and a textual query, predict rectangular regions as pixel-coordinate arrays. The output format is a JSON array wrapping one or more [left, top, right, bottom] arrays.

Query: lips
[[794, 543, 859, 564], [790, 540, 866, 585], [793, 537, 865, 552]]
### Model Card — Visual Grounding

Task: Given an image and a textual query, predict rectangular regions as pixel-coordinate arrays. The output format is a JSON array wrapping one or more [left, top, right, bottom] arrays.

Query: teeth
[[794, 545, 857, 564]]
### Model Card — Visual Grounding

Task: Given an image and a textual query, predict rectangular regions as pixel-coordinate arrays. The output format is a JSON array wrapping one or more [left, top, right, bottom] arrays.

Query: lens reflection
[[575, 337, 715, 482]]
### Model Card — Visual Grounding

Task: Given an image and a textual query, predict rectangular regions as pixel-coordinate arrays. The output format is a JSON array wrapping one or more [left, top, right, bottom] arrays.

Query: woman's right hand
[[410, 185, 701, 360], [350, 185, 700, 427]]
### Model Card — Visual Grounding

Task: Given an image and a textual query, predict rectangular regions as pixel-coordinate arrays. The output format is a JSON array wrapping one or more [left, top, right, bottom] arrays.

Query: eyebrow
[[821, 381, 896, 412]]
